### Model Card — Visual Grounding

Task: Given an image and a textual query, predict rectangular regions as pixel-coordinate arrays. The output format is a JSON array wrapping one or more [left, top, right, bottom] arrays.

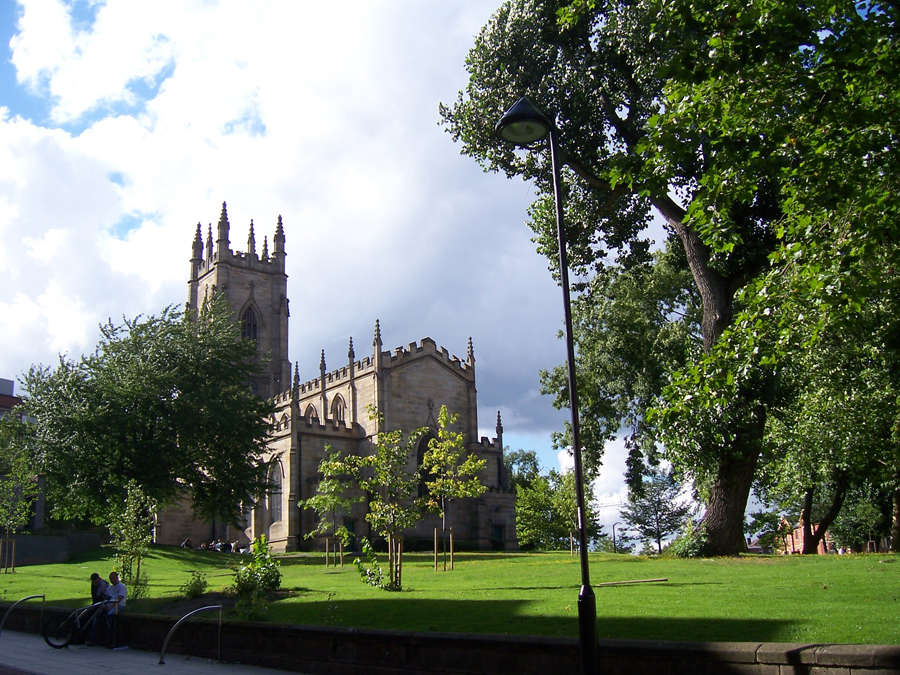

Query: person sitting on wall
[[89, 571, 125, 645], [90, 572, 109, 604]]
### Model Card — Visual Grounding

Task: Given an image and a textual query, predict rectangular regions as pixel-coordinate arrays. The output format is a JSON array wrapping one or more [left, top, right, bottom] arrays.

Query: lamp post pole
[[613, 522, 621, 555], [495, 96, 597, 675]]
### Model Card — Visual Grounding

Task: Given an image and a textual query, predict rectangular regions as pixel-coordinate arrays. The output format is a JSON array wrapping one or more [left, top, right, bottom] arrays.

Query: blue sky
[[0, 0, 636, 529]]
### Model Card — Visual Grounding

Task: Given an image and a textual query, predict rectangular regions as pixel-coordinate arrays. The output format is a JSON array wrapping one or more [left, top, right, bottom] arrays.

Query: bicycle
[[43, 600, 130, 649]]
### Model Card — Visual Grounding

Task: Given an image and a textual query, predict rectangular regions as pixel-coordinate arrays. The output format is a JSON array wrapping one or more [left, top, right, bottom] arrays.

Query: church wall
[[163, 207, 517, 554], [383, 358, 471, 443]]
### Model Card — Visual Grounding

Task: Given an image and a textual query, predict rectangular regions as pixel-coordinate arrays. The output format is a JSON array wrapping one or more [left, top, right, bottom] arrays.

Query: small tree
[[108, 480, 156, 599], [354, 405, 425, 590], [419, 405, 486, 570], [300, 446, 362, 566], [620, 467, 691, 554]]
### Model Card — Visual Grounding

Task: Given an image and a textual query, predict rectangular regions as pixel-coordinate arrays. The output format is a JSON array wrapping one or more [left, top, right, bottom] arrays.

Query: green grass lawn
[[2, 546, 899, 645]]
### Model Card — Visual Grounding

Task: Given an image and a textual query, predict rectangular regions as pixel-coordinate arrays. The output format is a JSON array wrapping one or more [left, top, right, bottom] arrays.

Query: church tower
[[187, 202, 291, 398]]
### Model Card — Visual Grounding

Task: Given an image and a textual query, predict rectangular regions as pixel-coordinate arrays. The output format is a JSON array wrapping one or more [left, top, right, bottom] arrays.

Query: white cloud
[[0, 1, 633, 495]]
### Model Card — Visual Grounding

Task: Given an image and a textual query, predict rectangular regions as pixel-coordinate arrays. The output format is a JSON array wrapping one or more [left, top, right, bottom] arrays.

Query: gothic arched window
[[242, 307, 258, 340], [305, 405, 318, 424], [417, 432, 436, 499], [331, 395, 346, 424], [269, 465, 283, 523]]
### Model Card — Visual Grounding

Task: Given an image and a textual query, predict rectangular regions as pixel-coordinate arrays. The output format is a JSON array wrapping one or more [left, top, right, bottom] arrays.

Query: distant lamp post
[[495, 96, 598, 675], [613, 522, 621, 555]]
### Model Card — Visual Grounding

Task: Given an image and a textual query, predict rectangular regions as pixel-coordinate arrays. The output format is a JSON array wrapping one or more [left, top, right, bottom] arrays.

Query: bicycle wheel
[[43, 615, 75, 649]]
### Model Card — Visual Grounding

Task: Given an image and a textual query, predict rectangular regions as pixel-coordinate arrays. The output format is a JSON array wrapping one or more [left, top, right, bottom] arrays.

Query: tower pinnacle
[[273, 215, 285, 254], [216, 201, 230, 255], [373, 319, 382, 347], [247, 219, 256, 257], [192, 223, 203, 261], [205, 224, 213, 260]]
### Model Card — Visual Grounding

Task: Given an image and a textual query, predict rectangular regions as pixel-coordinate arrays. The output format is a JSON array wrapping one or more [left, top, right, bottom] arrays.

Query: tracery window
[[269, 465, 283, 523], [417, 432, 436, 499], [242, 307, 258, 340], [305, 404, 318, 424], [332, 395, 346, 424]]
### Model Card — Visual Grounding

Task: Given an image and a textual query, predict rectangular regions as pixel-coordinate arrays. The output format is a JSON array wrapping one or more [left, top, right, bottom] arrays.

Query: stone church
[[156, 204, 517, 553]]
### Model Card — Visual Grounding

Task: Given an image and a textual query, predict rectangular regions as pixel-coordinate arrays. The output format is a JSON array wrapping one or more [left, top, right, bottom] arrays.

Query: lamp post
[[612, 522, 621, 555], [495, 96, 597, 675]]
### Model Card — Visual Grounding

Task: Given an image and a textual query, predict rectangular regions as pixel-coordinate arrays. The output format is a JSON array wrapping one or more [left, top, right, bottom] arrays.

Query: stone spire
[[348, 337, 355, 361], [273, 215, 285, 254], [292, 361, 300, 398], [272, 215, 286, 271], [247, 219, 256, 258], [261, 235, 269, 261], [319, 350, 328, 422], [216, 201, 230, 255], [205, 224, 213, 260], [496, 410, 503, 445], [467, 336, 475, 365], [192, 223, 203, 261], [373, 319, 384, 377]]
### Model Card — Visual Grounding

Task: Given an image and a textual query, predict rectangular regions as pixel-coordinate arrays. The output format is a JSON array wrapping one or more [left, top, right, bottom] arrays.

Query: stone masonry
[[156, 204, 517, 552]]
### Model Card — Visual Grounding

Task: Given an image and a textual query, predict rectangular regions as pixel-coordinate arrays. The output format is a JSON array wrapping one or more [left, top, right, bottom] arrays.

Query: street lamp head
[[495, 96, 552, 146]]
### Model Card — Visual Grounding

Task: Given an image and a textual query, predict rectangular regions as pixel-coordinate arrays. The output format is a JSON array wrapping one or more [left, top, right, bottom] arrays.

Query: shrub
[[665, 520, 710, 558], [180, 571, 209, 599], [230, 535, 281, 620], [353, 537, 391, 589]]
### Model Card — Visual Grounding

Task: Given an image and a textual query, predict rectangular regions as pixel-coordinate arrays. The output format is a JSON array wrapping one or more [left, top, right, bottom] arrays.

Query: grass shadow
[[266, 597, 794, 642]]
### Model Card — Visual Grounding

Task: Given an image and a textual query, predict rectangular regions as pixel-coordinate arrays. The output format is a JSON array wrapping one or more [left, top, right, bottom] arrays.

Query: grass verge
[[1, 545, 898, 644]]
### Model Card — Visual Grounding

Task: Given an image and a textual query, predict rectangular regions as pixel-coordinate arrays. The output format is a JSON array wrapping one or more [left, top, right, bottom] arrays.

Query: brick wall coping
[[2, 604, 898, 674]]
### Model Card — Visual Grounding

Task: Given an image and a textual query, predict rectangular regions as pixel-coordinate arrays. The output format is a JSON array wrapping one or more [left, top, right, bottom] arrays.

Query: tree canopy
[[442, 0, 900, 554], [20, 295, 275, 525]]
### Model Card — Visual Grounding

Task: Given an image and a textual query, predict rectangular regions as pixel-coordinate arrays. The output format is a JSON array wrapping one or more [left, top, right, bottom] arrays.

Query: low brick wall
[[0, 533, 102, 567], [2, 605, 898, 674]]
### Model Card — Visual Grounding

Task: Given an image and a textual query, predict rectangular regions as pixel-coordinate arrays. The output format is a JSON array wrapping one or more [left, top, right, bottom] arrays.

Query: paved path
[[0, 630, 306, 675]]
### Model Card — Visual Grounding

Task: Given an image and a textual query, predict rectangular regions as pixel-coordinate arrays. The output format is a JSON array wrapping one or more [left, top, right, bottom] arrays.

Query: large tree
[[643, 0, 900, 551], [755, 297, 898, 553], [443, 0, 899, 555], [441, 0, 779, 554], [20, 295, 275, 525]]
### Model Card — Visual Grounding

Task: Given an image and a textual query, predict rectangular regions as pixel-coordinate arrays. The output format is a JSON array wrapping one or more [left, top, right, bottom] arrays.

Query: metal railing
[[0, 594, 45, 637], [158, 604, 223, 665]]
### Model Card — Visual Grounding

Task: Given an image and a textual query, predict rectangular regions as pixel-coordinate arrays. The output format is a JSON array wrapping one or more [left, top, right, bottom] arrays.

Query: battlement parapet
[[383, 337, 473, 377], [272, 389, 293, 405], [299, 417, 360, 437], [478, 436, 501, 451], [290, 338, 472, 393], [197, 249, 283, 277]]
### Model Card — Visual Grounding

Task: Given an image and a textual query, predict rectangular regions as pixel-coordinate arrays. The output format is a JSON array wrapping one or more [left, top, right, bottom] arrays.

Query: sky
[[0, 0, 635, 532]]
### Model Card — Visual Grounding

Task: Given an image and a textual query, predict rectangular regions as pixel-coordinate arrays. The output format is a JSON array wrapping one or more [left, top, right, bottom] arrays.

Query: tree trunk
[[799, 486, 815, 554], [700, 409, 765, 556], [667, 217, 768, 557], [801, 471, 848, 554], [892, 470, 900, 553]]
